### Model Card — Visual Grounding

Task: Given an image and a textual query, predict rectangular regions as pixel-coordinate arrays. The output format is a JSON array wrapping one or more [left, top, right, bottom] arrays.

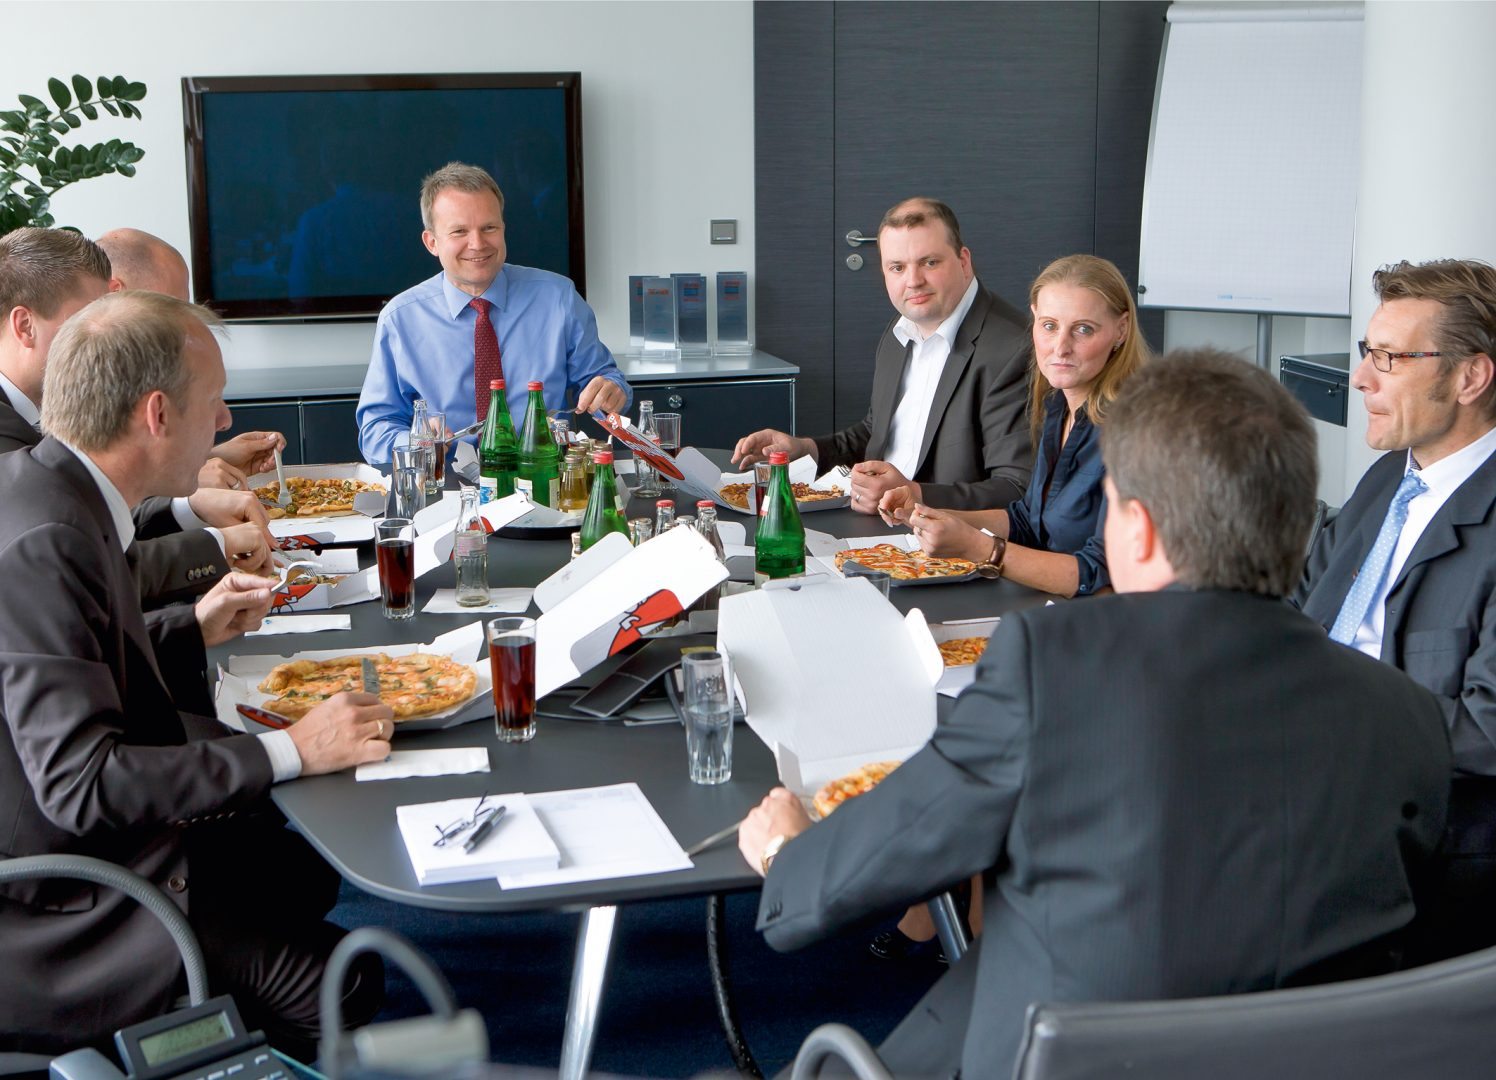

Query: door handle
[[845, 229, 878, 248]]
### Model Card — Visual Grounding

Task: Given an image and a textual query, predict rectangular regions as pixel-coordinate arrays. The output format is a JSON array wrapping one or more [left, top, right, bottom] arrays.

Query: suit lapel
[[914, 287, 990, 472], [866, 334, 913, 462], [1387, 447, 1496, 602]]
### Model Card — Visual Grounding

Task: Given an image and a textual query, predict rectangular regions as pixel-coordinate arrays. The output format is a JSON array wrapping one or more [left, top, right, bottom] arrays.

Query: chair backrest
[[1012, 943, 1496, 1080], [790, 1023, 893, 1080]]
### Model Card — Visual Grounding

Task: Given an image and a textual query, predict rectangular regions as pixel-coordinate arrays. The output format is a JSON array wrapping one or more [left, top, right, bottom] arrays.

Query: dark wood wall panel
[[753, 1, 836, 438]]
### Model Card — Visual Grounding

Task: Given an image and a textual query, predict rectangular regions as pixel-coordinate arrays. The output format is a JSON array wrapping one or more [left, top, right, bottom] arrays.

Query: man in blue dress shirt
[[356, 162, 631, 466]]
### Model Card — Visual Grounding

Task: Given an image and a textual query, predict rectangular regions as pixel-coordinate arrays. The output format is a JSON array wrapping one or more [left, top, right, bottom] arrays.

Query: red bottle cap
[[768, 451, 789, 465], [697, 499, 713, 509], [527, 380, 544, 391], [592, 450, 614, 465], [490, 379, 504, 390], [656, 499, 674, 508]]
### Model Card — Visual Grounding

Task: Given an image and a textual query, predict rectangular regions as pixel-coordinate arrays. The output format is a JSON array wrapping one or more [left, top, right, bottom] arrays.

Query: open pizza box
[[248, 461, 388, 544], [531, 524, 730, 698], [672, 449, 849, 515], [929, 617, 1001, 698], [716, 575, 943, 800], [411, 490, 533, 537], [265, 526, 456, 612], [214, 623, 491, 733]]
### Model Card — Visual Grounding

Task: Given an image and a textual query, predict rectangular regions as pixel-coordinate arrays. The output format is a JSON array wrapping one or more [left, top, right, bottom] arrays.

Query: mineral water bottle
[[754, 451, 805, 584], [635, 399, 661, 498], [478, 380, 518, 503], [453, 486, 490, 607], [517, 380, 560, 507]]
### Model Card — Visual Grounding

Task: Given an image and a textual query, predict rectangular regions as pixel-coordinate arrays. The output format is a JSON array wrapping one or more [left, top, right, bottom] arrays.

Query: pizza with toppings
[[254, 476, 386, 519], [813, 760, 902, 819], [258, 652, 477, 721], [719, 482, 844, 510], [834, 543, 977, 582], [937, 636, 989, 667]]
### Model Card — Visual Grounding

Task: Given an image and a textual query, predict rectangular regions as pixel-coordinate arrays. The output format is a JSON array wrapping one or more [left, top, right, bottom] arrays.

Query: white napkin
[[246, 614, 353, 636], [422, 588, 533, 614], [356, 747, 490, 782]]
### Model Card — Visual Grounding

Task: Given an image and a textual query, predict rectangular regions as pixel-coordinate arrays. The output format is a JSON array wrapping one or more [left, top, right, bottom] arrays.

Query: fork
[[273, 448, 292, 509], [835, 464, 852, 478], [270, 561, 316, 596]]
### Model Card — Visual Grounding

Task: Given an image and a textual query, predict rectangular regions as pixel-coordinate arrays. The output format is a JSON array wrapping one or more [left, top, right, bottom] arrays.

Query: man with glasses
[[1297, 257, 1496, 963]]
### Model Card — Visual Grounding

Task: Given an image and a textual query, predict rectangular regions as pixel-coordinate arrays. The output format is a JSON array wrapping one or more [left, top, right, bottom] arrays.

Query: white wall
[[0, 0, 755, 369]]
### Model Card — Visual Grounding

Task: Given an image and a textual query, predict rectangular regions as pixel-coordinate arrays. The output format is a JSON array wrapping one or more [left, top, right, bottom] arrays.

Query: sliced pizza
[[258, 652, 476, 721]]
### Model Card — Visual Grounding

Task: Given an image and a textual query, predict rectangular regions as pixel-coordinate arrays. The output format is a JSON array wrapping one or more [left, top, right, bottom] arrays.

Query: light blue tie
[[1329, 469, 1428, 645]]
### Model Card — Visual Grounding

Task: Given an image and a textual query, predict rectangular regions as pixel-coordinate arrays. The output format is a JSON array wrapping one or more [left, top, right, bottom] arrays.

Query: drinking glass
[[391, 443, 430, 518], [682, 650, 732, 784], [423, 411, 447, 495], [752, 461, 771, 516], [653, 412, 681, 493], [376, 518, 416, 620], [487, 617, 537, 743], [842, 563, 893, 599]]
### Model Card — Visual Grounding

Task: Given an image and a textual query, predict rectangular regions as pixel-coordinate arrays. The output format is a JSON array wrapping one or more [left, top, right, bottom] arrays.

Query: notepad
[[396, 793, 560, 885]]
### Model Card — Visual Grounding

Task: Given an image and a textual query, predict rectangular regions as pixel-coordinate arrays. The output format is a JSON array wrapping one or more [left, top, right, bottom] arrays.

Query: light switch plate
[[710, 219, 737, 244]]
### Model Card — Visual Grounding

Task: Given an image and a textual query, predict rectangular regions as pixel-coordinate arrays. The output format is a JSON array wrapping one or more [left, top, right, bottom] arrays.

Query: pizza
[[937, 636, 989, 667], [719, 481, 844, 509], [833, 544, 977, 582], [257, 652, 477, 721], [813, 760, 902, 819], [254, 476, 386, 519]]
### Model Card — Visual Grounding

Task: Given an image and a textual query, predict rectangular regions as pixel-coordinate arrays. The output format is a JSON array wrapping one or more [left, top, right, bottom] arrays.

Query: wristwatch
[[980, 527, 1008, 577], [761, 833, 790, 875]]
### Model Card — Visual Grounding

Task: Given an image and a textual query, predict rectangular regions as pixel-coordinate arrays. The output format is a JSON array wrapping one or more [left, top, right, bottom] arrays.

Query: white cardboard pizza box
[[673, 448, 821, 515], [267, 523, 455, 613], [533, 525, 729, 698], [248, 461, 389, 543], [717, 575, 943, 798], [928, 617, 1002, 698], [412, 490, 532, 536]]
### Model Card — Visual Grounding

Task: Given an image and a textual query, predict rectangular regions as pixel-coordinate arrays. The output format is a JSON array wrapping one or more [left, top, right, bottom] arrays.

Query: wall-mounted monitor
[[182, 72, 584, 320]]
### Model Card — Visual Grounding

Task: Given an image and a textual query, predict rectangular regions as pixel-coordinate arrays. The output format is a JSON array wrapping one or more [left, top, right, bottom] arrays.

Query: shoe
[[868, 927, 948, 965]]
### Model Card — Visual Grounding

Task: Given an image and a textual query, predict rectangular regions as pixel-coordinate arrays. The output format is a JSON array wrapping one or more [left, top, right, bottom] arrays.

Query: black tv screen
[[182, 72, 584, 320]]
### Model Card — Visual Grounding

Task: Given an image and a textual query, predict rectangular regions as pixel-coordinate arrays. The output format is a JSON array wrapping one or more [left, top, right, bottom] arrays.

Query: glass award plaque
[[642, 276, 677, 353], [628, 275, 646, 351], [672, 272, 710, 354], [715, 271, 751, 354]]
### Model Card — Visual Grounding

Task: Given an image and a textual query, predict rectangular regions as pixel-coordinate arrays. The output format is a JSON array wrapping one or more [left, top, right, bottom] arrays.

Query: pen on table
[[463, 805, 508, 854], [684, 821, 741, 858], [236, 703, 294, 731]]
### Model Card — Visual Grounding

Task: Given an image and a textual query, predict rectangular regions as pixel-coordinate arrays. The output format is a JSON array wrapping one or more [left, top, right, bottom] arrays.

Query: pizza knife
[[360, 657, 381, 697]]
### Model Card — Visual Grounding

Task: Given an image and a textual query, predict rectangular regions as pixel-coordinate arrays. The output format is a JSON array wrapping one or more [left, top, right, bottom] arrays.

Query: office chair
[[1012, 942, 1496, 1080], [789, 1024, 892, 1080], [0, 854, 210, 1078]]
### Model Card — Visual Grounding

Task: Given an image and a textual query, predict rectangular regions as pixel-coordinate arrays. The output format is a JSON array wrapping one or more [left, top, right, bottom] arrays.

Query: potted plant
[[0, 74, 147, 236]]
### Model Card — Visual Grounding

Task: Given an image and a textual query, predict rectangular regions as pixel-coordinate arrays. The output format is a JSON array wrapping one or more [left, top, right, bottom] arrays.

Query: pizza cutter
[[273, 447, 292, 509]]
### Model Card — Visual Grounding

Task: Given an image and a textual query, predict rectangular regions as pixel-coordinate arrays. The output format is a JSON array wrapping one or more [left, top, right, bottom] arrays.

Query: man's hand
[[286, 692, 394, 776], [195, 571, 273, 646], [221, 521, 276, 576], [575, 376, 628, 416], [210, 431, 286, 476], [850, 461, 918, 516], [877, 484, 920, 526], [197, 457, 248, 491], [738, 787, 813, 878], [188, 487, 271, 531], [904, 504, 991, 562], [730, 429, 818, 469]]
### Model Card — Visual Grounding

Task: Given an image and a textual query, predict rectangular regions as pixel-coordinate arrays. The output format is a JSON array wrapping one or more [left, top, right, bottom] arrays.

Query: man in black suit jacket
[[732, 198, 1032, 512], [1296, 258, 1496, 962], [0, 227, 276, 604], [0, 291, 393, 1058], [740, 350, 1451, 1078]]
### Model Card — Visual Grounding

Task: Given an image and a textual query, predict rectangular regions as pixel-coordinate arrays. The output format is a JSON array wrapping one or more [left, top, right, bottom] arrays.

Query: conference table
[[212, 466, 1055, 1077]]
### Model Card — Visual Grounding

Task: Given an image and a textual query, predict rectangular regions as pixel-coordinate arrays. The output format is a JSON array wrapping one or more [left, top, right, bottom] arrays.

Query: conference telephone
[[48, 995, 290, 1080]]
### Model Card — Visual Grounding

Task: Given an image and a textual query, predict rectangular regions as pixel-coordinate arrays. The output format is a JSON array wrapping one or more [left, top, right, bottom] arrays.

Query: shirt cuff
[[172, 496, 208, 530], [257, 730, 303, 782], [205, 527, 227, 558]]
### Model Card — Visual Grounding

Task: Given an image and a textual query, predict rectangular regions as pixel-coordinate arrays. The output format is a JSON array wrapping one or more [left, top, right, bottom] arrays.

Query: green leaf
[[0, 147, 13, 167], [121, 79, 147, 102], [54, 146, 69, 168], [0, 110, 25, 132], [117, 163, 135, 178], [48, 77, 71, 110], [79, 102, 97, 121], [121, 102, 140, 120], [71, 75, 92, 103], [17, 93, 45, 111], [101, 101, 119, 117], [119, 144, 144, 164], [62, 111, 81, 130], [49, 119, 69, 135], [96, 76, 115, 98]]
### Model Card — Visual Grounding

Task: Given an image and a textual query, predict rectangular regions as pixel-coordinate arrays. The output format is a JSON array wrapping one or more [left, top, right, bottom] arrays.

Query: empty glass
[[654, 412, 681, 493], [682, 650, 732, 784], [391, 444, 430, 518]]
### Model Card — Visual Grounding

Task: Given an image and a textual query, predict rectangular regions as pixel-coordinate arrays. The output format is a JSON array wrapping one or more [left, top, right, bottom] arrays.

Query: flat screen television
[[182, 72, 584, 320]]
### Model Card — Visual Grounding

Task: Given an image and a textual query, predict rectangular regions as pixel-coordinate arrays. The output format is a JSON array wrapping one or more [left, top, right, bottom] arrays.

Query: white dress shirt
[[882, 277, 980, 480], [1347, 423, 1496, 659], [59, 440, 301, 781], [0, 369, 41, 427]]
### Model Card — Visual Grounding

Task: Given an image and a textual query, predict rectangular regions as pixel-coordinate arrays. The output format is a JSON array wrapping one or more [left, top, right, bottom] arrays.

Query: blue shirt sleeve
[[357, 307, 414, 467]]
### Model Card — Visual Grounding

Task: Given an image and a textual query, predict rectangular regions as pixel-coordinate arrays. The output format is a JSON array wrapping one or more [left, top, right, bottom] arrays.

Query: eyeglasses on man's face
[[1358, 340, 1444, 373]]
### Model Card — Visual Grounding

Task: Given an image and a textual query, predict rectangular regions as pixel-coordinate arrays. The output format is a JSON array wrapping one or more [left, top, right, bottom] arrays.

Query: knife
[[684, 820, 742, 858], [361, 657, 381, 696], [449, 418, 486, 442], [236, 703, 294, 731]]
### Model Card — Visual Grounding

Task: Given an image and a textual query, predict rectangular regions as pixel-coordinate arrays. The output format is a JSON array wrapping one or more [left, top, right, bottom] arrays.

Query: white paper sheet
[[422, 588, 534, 615], [246, 614, 353, 636], [357, 747, 490, 782], [496, 783, 692, 889], [398, 793, 559, 884]]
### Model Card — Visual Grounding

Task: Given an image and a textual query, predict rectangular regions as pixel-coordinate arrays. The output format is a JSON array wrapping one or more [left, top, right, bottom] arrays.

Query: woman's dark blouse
[[1005, 392, 1108, 594]]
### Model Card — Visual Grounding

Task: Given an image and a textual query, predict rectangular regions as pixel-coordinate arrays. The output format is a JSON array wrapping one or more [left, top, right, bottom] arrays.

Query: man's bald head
[[95, 229, 190, 301]]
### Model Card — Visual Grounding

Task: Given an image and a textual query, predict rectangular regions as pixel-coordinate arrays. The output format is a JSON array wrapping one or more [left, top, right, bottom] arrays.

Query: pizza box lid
[[247, 461, 389, 543], [717, 575, 942, 797], [214, 622, 491, 733], [412, 490, 533, 537]]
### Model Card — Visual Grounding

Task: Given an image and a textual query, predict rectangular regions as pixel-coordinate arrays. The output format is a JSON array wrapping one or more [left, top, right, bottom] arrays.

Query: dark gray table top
[[219, 469, 1053, 914]]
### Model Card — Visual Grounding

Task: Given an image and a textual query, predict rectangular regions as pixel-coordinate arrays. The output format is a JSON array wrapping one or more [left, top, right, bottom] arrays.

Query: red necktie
[[471, 297, 504, 420]]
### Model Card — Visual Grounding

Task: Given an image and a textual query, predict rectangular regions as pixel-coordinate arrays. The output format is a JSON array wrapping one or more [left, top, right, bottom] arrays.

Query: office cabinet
[[634, 378, 794, 448], [301, 399, 362, 464], [1280, 354, 1349, 427], [222, 402, 305, 464]]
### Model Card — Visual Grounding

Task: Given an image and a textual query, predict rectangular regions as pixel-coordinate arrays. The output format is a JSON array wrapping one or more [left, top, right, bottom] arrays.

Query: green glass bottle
[[579, 450, 629, 550], [478, 379, 519, 504], [517, 380, 560, 507], [754, 450, 806, 583]]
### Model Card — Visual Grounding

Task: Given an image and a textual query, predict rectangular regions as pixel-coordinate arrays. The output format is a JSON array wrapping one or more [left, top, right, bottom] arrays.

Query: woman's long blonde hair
[[1026, 254, 1151, 445]]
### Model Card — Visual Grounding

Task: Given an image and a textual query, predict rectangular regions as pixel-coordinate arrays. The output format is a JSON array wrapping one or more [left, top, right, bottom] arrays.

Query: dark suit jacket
[[757, 589, 1450, 1077], [0, 389, 226, 605], [811, 283, 1033, 510], [0, 439, 275, 1051]]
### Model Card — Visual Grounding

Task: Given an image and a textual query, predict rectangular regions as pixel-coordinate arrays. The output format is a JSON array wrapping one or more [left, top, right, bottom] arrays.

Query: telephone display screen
[[137, 1011, 234, 1066]]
